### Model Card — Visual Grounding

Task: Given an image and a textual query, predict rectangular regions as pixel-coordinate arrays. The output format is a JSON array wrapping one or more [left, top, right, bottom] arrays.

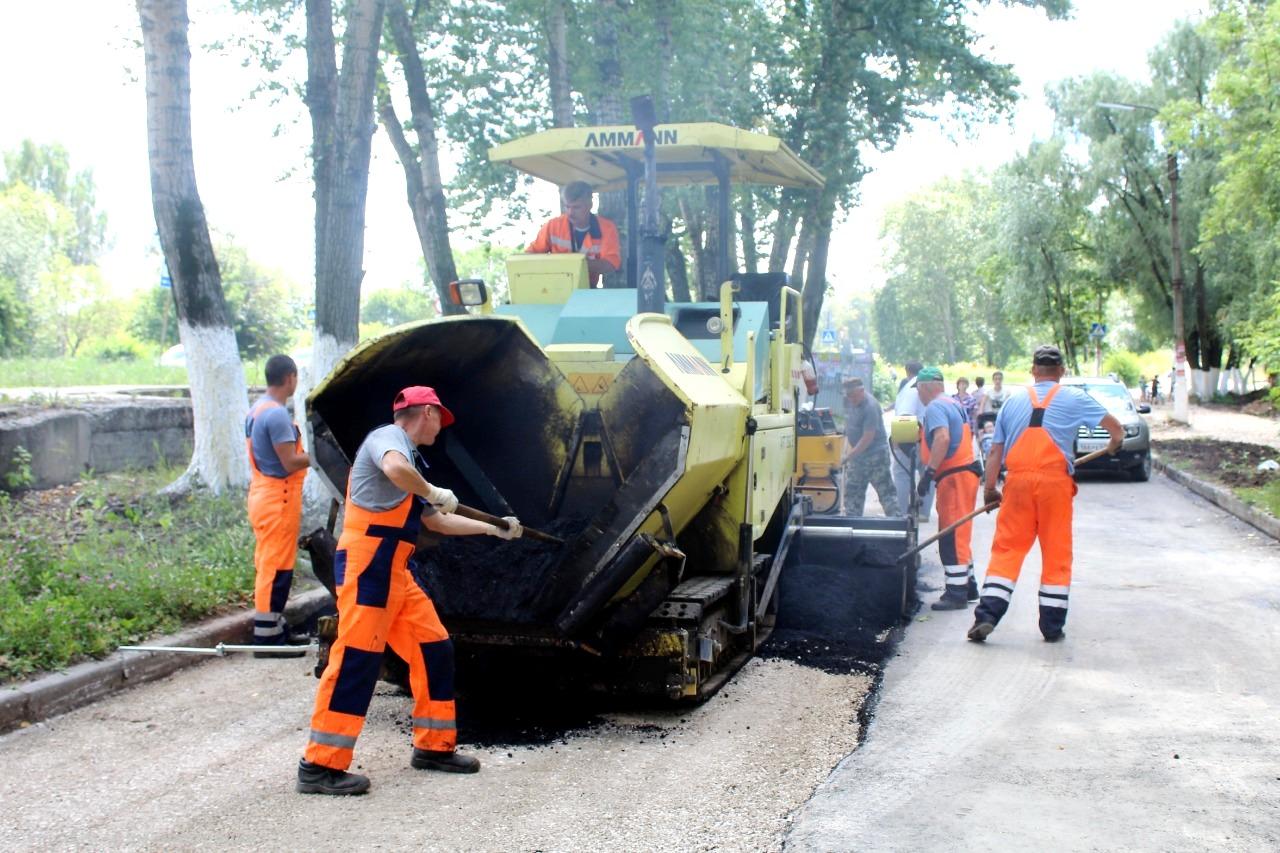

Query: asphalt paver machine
[[306, 122, 917, 700]]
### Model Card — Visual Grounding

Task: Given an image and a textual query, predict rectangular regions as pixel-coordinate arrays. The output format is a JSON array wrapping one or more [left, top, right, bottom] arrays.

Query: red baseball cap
[[392, 386, 455, 427]]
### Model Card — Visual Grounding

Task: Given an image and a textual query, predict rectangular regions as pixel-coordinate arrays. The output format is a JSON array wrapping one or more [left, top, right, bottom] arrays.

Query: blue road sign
[[1089, 322, 1107, 338], [160, 274, 172, 289], [820, 328, 838, 346]]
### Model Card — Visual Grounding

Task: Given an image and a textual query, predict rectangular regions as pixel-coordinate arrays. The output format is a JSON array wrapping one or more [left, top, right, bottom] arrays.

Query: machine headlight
[[1124, 423, 1141, 438], [706, 316, 725, 335]]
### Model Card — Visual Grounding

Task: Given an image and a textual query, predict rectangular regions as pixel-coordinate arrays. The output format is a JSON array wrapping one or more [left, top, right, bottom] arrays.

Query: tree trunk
[[800, 199, 834, 351], [740, 190, 758, 275], [590, 0, 626, 287], [309, 0, 385, 376], [665, 219, 691, 302], [545, 0, 573, 127], [138, 0, 249, 494], [768, 201, 796, 273], [653, 0, 675, 122], [384, 0, 462, 315]]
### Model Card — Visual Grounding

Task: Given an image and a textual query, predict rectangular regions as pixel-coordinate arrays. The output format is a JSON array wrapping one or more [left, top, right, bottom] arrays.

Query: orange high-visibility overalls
[[975, 384, 1076, 637], [921, 398, 980, 597], [526, 213, 622, 286], [304, 484, 456, 770], [245, 399, 305, 644]]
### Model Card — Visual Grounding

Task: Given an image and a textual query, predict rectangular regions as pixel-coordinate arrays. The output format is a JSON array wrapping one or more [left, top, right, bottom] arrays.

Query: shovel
[[897, 446, 1116, 564], [450, 503, 565, 545]]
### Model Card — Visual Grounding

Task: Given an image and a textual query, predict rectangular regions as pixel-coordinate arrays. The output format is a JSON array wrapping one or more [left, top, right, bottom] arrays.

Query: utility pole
[[1096, 101, 1189, 422]]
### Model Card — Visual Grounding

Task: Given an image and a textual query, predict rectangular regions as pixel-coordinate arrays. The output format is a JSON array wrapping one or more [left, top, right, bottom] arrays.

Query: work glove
[[984, 486, 1002, 506], [487, 516, 523, 540], [916, 469, 935, 498], [426, 484, 458, 514]]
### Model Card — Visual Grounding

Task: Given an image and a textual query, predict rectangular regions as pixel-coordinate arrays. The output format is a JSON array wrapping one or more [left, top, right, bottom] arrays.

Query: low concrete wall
[[0, 398, 192, 489]]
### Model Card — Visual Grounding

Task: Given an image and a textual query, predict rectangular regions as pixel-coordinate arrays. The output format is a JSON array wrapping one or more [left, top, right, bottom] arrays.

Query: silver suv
[[1061, 376, 1152, 482]]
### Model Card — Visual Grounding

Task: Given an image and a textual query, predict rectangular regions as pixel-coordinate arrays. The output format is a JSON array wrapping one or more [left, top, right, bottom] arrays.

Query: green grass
[[0, 466, 256, 683], [0, 357, 264, 390], [1237, 480, 1280, 518]]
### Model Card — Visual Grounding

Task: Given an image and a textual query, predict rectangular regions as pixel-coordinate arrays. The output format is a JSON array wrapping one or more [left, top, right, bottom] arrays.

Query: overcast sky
[[0, 0, 1210, 303]]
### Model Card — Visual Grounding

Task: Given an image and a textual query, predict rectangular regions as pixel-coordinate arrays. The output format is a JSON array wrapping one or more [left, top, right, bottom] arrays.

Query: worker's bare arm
[[1100, 413, 1124, 454], [842, 430, 874, 463], [273, 441, 311, 474], [378, 450, 430, 496], [586, 256, 619, 276], [984, 443, 1005, 503], [422, 512, 492, 536], [926, 428, 950, 473]]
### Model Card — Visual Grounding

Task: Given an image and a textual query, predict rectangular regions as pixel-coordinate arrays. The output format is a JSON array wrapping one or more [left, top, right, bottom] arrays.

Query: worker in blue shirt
[[968, 345, 1123, 644]]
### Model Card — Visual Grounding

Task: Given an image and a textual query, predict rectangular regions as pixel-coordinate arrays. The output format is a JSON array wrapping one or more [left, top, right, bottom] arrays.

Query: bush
[[1103, 350, 1142, 387], [85, 332, 148, 362]]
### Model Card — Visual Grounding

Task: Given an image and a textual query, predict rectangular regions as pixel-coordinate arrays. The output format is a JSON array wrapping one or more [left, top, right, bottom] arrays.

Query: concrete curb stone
[[1153, 453, 1280, 541], [0, 585, 332, 735]]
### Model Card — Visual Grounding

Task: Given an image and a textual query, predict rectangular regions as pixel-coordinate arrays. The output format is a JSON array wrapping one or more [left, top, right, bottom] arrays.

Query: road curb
[[0, 586, 333, 735], [1153, 454, 1280, 541]]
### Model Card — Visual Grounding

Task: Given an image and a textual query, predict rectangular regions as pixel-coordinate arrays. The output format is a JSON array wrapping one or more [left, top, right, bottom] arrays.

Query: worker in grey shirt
[[840, 377, 899, 516], [300, 386, 520, 795]]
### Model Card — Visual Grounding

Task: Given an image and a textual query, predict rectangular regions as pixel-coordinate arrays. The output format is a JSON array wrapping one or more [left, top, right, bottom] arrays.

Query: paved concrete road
[[787, 475, 1280, 852]]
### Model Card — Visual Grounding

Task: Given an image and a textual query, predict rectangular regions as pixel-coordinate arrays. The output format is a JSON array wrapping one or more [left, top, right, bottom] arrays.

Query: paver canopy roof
[[488, 122, 825, 191]]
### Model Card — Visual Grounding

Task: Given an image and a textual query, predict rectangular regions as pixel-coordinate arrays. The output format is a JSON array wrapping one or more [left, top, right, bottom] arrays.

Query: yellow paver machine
[[306, 120, 917, 700]]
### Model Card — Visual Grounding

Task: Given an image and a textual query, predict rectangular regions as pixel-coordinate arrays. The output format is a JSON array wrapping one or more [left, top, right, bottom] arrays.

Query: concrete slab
[[786, 476, 1280, 852]]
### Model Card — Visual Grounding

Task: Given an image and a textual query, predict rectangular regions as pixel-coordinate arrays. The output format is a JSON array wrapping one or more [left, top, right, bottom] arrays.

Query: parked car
[[1062, 376, 1152, 481]]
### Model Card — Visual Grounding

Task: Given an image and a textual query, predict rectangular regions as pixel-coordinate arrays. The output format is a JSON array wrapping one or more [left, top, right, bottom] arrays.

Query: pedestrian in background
[[954, 377, 977, 430], [968, 346, 1124, 644], [970, 376, 987, 431], [244, 355, 310, 655], [839, 377, 899, 516]]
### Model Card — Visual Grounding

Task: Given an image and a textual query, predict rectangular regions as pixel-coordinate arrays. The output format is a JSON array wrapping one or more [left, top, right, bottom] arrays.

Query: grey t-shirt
[[247, 397, 297, 478], [348, 423, 438, 515], [845, 394, 887, 450]]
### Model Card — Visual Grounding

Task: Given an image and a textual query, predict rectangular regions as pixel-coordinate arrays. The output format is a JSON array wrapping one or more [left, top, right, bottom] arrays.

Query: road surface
[[786, 474, 1280, 852], [2, 474, 1276, 851]]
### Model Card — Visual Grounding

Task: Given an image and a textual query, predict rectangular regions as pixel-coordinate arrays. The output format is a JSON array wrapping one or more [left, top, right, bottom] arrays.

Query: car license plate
[[1077, 438, 1110, 453]]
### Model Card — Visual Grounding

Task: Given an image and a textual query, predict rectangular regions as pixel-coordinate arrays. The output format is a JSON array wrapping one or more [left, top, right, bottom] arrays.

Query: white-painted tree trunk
[[1190, 369, 1210, 400], [1231, 368, 1246, 394], [166, 322, 250, 494], [295, 330, 355, 506]]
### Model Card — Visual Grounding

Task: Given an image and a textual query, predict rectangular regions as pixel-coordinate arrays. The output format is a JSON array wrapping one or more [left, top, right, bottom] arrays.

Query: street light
[[1097, 101, 1189, 423]]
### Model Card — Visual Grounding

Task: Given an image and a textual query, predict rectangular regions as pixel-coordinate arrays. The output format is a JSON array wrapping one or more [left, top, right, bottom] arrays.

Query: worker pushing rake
[[901, 346, 1124, 644]]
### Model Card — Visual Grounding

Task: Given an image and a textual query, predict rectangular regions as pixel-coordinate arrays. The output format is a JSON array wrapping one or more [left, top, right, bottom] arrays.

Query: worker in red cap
[[914, 366, 982, 610], [968, 345, 1123, 644], [298, 386, 522, 795]]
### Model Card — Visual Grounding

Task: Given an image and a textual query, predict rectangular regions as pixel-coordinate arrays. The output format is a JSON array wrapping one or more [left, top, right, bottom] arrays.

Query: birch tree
[[137, 0, 250, 493]]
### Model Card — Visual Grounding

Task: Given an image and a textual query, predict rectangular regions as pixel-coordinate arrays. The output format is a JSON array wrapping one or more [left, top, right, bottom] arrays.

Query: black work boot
[[966, 576, 979, 602], [1042, 630, 1066, 643], [967, 621, 995, 643], [411, 748, 481, 774], [930, 589, 970, 611], [296, 759, 370, 795]]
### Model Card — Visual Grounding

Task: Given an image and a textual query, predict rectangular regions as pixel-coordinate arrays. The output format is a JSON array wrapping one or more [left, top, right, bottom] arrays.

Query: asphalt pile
[[412, 515, 593, 624]]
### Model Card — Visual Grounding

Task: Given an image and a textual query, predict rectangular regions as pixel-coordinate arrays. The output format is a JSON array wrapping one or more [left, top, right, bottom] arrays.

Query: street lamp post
[[1097, 101, 1189, 423]]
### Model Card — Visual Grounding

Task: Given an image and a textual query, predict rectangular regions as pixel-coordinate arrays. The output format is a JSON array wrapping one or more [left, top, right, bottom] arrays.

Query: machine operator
[[297, 386, 522, 795], [968, 345, 1123, 644], [526, 180, 621, 286]]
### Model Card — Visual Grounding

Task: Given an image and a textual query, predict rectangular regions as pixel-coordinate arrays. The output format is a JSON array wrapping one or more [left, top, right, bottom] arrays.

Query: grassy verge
[[0, 357, 265, 390], [1153, 438, 1280, 520], [0, 465, 255, 683]]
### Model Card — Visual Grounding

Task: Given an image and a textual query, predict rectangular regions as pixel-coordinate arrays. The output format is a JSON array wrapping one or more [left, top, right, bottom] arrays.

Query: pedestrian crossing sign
[[1089, 322, 1107, 339], [820, 329, 837, 346]]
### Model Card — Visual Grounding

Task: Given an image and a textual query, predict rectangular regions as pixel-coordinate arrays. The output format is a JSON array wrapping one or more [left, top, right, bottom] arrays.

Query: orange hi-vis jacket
[[527, 213, 621, 285], [921, 397, 979, 572], [244, 398, 305, 641], [305, 481, 456, 771], [979, 383, 1076, 636]]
